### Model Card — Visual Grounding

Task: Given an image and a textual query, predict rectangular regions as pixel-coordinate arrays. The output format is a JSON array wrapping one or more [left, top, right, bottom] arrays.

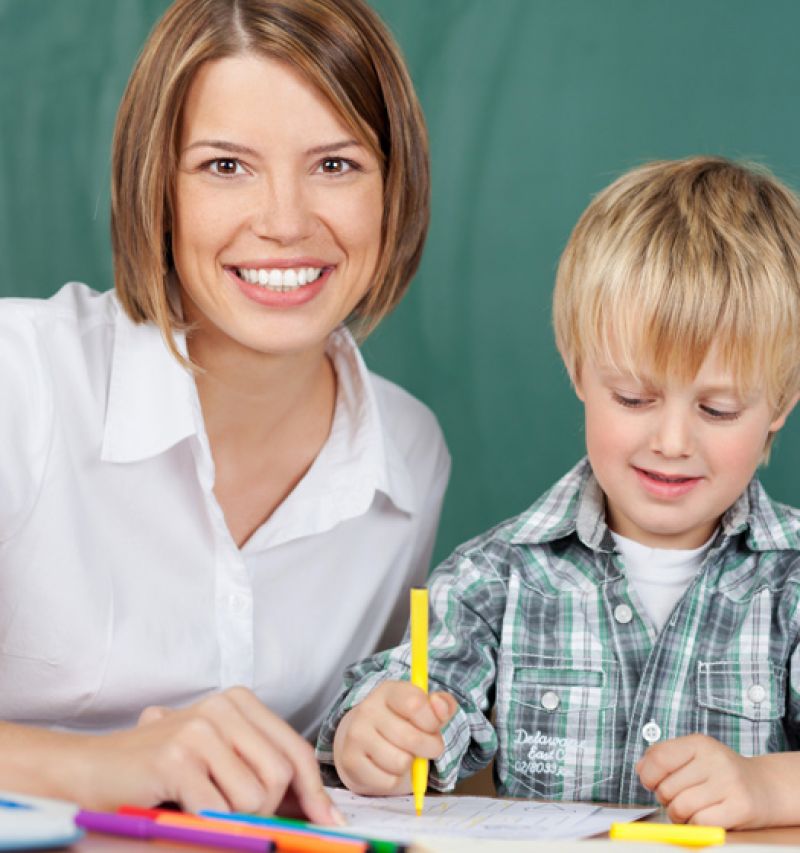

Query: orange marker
[[156, 812, 368, 853]]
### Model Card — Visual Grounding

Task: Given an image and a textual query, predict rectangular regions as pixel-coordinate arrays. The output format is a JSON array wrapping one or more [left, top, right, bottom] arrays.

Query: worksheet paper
[[327, 787, 655, 842]]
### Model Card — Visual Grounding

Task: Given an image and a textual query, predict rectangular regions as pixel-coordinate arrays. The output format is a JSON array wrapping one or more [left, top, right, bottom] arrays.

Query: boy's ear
[[769, 392, 800, 433], [572, 368, 585, 402]]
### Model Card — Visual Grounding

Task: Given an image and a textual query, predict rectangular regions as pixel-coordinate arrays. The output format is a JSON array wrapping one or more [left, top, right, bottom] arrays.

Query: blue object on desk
[[0, 791, 83, 850]]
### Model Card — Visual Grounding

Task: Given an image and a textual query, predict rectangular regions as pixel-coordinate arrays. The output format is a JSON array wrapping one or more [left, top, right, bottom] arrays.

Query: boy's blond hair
[[553, 156, 800, 451]]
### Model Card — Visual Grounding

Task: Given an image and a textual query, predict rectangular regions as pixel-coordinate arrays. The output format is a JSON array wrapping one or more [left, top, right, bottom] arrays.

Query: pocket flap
[[697, 660, 784, 721], [510, 655, 616, 712]]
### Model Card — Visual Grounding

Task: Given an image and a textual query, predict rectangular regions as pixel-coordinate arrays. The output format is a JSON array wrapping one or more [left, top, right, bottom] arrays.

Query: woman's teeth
[[236, 266, 324, 291]]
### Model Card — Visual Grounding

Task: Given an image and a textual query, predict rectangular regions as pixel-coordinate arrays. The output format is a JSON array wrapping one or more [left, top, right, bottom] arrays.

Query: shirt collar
[[508, 455, 799, 554], [322, 326, 417, 515], [101, 306, 416, 526], [718, 476, 800, 552], [509, 457, 611, 550], [101, 297, 197, 463], [244, 327, 417, 551]]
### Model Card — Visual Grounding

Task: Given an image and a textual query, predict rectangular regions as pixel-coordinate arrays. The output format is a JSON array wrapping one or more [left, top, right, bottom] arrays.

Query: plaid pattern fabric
[[316, 457, 800, 805]]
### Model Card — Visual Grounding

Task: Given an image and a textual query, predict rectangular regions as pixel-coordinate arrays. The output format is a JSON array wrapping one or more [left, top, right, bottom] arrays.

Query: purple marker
[[75, 809, 274, 851]]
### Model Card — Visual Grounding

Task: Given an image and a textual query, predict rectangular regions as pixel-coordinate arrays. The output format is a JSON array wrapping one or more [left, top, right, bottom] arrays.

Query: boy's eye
[[700, 404, 741, 421], [612, 392, 651, 409]]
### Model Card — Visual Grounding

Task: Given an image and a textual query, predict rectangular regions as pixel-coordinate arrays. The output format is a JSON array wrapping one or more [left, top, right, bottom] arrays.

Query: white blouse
[[0, 284, 450, 738]]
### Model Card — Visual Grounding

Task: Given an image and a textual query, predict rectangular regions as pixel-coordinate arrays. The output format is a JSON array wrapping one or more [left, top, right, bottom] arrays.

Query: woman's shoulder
[[367, 369, 450, 482], [328, 327, 448, 461], [0, 282, 118, 331], [0, 286, 116, 540], [369, 371, 444, 440], [0, 283, 119, 382]]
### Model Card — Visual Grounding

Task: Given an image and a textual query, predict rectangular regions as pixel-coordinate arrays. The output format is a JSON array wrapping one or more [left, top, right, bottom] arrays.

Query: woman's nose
[[249, 174, 313, 245]]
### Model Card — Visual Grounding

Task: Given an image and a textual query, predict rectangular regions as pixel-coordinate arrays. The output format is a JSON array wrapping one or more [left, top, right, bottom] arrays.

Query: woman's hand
[[80, 686, 341, 823]]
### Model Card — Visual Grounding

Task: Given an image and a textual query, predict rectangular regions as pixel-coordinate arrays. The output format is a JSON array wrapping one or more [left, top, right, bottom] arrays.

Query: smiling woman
[[173, 54, 384, 377], [0, 0, 448, 824]]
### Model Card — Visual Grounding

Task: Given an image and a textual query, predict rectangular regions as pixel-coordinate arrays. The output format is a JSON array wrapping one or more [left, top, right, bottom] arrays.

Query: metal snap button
[[541, 690, 560, 711], [747, 683, 767, 704], [642, 719, 661, 744], [614, 603, 633, 624]]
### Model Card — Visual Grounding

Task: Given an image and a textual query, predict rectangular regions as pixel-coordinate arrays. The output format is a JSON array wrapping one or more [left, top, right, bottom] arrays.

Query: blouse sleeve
[[0, 306, 53, 542]]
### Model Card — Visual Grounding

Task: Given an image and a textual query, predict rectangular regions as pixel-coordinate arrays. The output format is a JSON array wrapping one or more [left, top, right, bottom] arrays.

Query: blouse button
[[540, 690, 560, 711], [642, 719, 661, 744], [614, 603, 633, 624], [747, 684, 767, 704]]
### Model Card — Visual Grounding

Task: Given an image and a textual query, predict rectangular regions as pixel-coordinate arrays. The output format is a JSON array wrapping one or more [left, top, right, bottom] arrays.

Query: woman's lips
[[226, 265, 332, 308], [634, 466, 703, 498]]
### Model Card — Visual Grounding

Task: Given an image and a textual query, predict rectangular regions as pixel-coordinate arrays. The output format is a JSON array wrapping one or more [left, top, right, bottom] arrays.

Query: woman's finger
[[223, 688, 337, 824], [186, 715, 280, 814], [138, 705, 170, 726]]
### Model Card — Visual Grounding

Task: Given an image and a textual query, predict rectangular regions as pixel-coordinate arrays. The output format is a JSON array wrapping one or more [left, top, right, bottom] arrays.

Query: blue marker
[[0, 800, 32, 811]]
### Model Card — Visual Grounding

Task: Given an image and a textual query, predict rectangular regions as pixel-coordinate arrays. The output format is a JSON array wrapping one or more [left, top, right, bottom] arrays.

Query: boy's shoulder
[[735, 477, 800, 554], [444, 458, 595, 577]]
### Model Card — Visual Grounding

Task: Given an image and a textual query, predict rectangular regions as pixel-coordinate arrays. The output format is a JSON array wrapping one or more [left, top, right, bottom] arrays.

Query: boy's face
[[575, 346, 797, 549]]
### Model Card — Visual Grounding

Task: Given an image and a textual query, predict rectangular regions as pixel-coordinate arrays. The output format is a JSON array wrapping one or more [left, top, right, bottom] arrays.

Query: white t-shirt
[[611, 532, 713, 632], [0, 284, 450, 738]]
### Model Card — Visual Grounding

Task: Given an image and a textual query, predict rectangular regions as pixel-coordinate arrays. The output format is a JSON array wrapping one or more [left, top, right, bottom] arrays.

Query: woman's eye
[[701, 404, 741, 421], [318, 157, 355, 175], [206, 158, 245, 176]]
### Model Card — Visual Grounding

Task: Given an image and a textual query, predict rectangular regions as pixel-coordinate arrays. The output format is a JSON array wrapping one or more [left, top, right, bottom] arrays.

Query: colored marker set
[[0, 791, 82, 851], [75, 804, 405, 852]]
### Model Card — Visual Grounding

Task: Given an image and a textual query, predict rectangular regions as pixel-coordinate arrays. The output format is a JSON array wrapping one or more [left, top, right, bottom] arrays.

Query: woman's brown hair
[[111, 0, 429, 361]]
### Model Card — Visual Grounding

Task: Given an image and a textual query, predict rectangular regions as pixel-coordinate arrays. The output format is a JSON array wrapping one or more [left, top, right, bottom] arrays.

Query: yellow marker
[[610, 821, 725, 847], [410, 587, 429, 816]]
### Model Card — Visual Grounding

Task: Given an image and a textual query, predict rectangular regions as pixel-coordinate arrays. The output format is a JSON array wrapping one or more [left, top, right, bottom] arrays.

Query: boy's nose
[[651, 407, 693, 458]]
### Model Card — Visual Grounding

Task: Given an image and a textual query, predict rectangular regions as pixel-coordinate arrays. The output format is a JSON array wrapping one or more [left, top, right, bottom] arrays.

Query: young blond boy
[[316, 157, 800, 828]]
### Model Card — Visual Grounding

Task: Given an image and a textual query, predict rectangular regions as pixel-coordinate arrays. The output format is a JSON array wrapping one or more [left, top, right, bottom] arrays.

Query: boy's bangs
[[583, 263, 776, 402]]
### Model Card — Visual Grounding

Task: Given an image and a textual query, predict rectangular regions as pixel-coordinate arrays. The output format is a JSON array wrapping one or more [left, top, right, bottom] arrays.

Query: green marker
[[199, 811, 405, 853]]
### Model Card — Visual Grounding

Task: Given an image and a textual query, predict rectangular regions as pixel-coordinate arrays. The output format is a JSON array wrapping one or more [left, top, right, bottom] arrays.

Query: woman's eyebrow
[[181, 138, 364, 157], [182, 139, 260, 157], [304, 139, 363, 156]]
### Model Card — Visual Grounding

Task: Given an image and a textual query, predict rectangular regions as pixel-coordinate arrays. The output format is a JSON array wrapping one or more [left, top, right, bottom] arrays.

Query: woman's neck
[[185, 323, 338, 546], [189, 329, 334, 447]]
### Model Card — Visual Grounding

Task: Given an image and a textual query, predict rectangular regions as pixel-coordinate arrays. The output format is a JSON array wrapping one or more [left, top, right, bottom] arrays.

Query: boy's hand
[[636, 734, 774, 828], [332, 681, 458, 796]]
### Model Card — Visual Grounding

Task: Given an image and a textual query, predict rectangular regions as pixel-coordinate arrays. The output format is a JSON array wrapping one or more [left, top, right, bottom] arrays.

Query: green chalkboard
[[2, 1, 800, 564]]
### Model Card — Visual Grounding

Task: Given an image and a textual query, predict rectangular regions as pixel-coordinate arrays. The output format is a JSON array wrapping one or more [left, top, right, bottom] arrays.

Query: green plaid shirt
[[316, 458, 800, 805]]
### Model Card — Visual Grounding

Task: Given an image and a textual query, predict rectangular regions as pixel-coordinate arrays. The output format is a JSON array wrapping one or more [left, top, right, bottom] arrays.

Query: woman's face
[[173, 54, 383, 361]]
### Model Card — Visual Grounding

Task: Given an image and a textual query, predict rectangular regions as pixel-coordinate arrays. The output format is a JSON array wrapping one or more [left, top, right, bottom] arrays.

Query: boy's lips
[[634, 466, 703, 498]]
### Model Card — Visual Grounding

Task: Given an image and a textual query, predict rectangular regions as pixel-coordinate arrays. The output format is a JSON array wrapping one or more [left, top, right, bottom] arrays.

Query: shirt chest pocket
[[497, 654, 619, 800], [696, 660, 786, 754]]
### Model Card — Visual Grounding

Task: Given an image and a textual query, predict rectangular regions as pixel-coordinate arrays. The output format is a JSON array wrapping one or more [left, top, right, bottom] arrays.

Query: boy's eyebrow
[[697, 383, 742, 396], [597, 367, 649, 385], [600, 367, 754, 401]]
